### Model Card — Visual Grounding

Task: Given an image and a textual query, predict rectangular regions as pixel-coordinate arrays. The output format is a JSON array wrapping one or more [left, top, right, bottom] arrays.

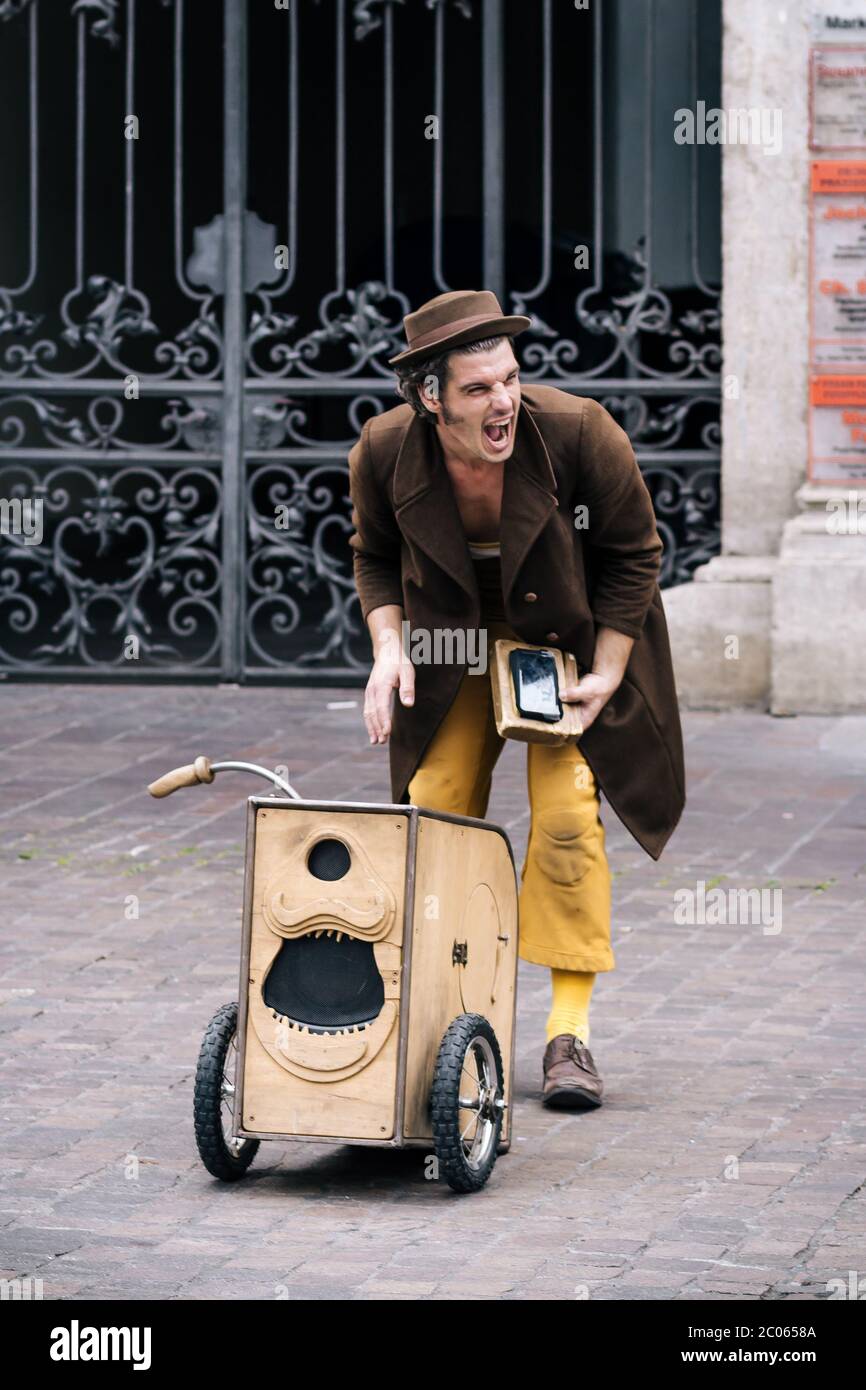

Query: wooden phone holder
[[489, 639, 583, 745]]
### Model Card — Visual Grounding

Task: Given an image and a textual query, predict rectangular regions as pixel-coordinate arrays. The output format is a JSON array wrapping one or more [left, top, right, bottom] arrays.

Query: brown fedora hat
[[388, 289, 531, 367]]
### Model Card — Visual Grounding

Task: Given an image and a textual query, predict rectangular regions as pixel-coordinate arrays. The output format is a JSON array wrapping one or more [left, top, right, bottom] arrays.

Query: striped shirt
[[466, 538, 502, 559], [467, 538, 506, 622]]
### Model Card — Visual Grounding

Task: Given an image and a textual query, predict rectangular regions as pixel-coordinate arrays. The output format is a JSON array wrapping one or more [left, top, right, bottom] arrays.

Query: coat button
[[523, 591, 538, 603], [545, 631, 559, 642]]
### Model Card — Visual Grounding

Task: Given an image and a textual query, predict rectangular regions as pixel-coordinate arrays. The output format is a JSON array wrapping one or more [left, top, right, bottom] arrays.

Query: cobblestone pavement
[[1, 683, 864, 1301]]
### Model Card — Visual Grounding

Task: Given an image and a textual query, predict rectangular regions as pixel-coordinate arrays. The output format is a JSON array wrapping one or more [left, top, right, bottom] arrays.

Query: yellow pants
[[407, 621, 613, 973]]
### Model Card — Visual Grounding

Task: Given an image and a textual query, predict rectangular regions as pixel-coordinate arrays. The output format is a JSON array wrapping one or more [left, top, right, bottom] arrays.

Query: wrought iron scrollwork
[[0, 0, 35, 22], [350, 0, 472, 43], [643, 465, 721, 588], [598, 393, 720, 452], [70, 0, 122, 47], [246, 460, 367, 671], [0, 393, 221, 455], [1, 274, 224, 382], [246, 281, 410, 379], [0, 0, 721, 680], [517, 239, 721, 384], [0, 460, 222, 669]]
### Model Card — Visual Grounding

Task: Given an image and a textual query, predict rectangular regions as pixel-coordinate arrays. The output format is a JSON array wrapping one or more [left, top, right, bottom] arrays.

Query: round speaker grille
[[307, 838, 351, 881]]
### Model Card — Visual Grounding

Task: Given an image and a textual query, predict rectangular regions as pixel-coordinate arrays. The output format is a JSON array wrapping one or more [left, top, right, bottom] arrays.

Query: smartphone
[[509, 648, 563, 723]]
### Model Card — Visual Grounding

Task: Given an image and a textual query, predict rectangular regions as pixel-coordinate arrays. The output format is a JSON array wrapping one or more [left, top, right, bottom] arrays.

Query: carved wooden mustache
[[260, 829, 397, 942]]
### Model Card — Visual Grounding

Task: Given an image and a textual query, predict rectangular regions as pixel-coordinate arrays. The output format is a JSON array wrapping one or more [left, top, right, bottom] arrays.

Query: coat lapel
[[391, 394, 559, 609]]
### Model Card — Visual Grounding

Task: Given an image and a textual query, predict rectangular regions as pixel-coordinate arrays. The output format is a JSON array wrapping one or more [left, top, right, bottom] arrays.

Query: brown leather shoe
[[542, 1033, 604, 1109]]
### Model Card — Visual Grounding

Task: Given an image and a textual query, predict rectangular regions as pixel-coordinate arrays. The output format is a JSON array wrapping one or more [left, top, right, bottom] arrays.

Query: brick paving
[[0, 683, 864, 1301]]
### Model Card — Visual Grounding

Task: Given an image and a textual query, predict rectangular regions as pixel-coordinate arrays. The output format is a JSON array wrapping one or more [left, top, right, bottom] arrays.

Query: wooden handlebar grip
[[147, 755, 215, 798]]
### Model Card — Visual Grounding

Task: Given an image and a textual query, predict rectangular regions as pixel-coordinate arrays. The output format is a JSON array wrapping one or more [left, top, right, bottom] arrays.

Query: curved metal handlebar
[[147, 755, 301, 800]]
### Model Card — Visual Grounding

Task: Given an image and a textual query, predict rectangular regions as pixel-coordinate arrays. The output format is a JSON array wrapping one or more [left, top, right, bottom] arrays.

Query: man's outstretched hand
[[363, 629, 415, 744]]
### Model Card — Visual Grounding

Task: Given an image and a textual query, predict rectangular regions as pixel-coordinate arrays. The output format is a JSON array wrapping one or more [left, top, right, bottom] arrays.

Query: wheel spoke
[[471, 1045, 490, 1086], [464, 1119, 485, 1164], [459, 1035, 501, 1170], [460, 1111, 479, 1144]]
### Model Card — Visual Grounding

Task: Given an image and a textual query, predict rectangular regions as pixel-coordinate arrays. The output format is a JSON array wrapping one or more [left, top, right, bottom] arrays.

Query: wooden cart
[[148, 757, 519, 1192]]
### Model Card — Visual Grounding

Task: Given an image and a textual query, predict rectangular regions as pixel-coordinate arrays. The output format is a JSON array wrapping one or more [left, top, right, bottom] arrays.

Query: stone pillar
[[772, 484, 866, 712], [664, 0, 866, 712]]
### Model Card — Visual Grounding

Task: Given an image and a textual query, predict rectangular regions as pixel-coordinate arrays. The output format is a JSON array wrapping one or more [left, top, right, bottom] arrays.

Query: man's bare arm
[[367, 602, 403, 654], [591, 625, 634, 688]]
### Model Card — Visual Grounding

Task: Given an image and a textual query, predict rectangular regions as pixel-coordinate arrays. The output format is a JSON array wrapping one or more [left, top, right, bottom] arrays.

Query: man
[[347, 289, 686, 1109]]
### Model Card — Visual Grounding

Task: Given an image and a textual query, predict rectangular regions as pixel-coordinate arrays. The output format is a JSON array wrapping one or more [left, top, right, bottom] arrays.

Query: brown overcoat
[[347, 383, 686, 859]]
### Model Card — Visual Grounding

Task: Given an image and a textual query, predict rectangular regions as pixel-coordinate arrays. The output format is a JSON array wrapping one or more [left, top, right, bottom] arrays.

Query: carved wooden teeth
[[309, 928, 347, 941], [275, 1012, 366, 1036]]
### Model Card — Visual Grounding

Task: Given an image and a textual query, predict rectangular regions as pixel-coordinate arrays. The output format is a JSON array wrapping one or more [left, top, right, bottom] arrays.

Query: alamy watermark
[[49, 1321, 151, 1370], [673, 879, 782, 936], [674, 101, 783, 156], [1, 1276, 43, 1299], [0, 497, 43, 545], [827, 1270, 866, 1300], [383, 622, 488, 674], [825, 490, 866, 535]]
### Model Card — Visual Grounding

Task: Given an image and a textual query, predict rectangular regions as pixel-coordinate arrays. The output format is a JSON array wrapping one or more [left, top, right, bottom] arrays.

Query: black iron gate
[[0, 0, 721, 681]]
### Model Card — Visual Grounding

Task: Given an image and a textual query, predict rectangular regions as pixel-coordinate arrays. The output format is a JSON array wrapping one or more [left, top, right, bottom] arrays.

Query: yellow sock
[[546, 969, 595, 1045]]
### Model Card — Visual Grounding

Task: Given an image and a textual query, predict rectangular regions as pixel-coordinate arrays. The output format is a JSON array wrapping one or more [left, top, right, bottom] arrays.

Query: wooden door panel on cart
[[402, 814, 518, 1143]]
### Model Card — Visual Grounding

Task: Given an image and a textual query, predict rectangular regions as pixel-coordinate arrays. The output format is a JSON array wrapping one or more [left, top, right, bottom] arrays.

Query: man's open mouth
[[483, 416, 513, 449]]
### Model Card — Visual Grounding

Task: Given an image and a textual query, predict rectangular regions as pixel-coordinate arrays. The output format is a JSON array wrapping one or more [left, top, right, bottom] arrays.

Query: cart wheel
[[430, 1013, 506, 1193], [193, 1002, 259, 1182]]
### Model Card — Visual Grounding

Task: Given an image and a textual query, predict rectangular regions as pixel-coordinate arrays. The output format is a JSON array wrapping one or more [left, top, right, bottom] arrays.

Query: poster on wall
[[809, 375, 866, 483], [809, 161, 866, 370], [810, 44, 866, 150], [808, 160, 866, 481]]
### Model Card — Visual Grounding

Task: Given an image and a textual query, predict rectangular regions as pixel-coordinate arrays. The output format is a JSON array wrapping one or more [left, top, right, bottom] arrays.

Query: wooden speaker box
[[235, 798, 519, 1158]]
